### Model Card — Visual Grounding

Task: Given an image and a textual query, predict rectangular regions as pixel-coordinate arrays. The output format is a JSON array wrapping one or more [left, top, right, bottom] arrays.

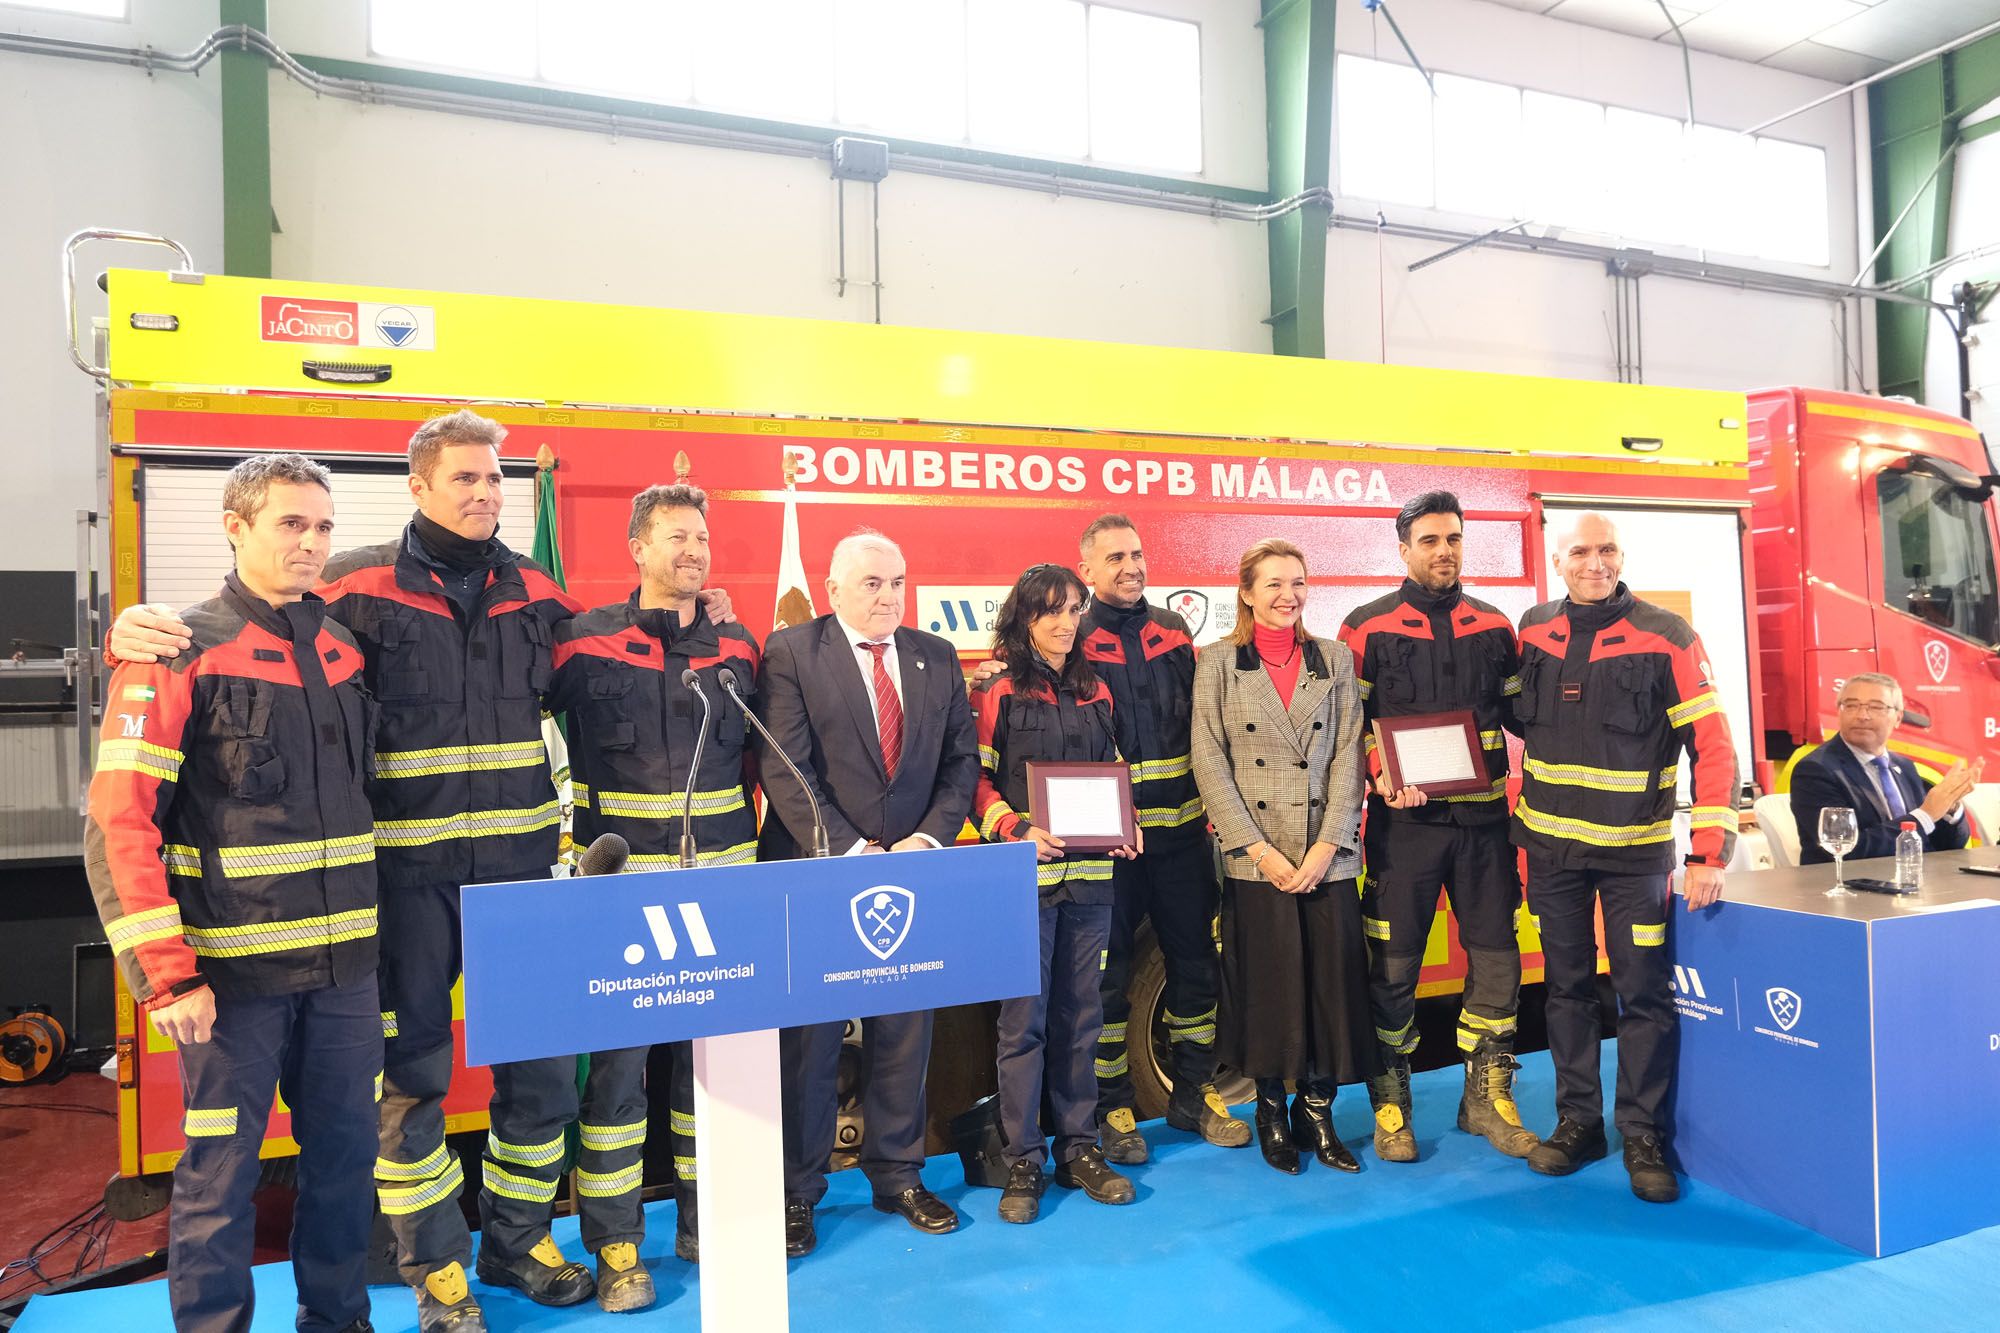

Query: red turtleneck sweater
[[1254, 621, 1302, 707]]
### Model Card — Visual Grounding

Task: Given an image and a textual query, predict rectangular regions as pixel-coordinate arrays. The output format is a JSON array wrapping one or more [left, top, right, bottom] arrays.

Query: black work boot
[[1055, 1145, 1135, 1204], [1098, 1106, 1149, 1165], [998, 1158, 1046, 1224], [674, 1187, 699, 1264], [1623, 1131, 1680, 1203], [475, 1234, 595, 1307], [1458, 1040, 1541, 1159], [1289, 1086, 1359, 1173], [594, 1243, 656, 1313], [1253, 1079, 1301, 1175], [1165, 1081, 1252, 1148], [1365, 1049, 1418, 1163], [1527, 1117, 1608, 1176], [412, 1262, 486, 1332]]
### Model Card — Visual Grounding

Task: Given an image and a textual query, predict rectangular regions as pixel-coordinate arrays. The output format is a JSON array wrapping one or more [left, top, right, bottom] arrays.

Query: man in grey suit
[[757, 529, 980, 1256], [1789, 671, 1981, 864]]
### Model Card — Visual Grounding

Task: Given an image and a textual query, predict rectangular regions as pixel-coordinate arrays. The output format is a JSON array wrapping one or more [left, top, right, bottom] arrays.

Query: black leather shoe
[[334, 1320, 375, 1333], [784, 1199, 817, 1257], [1054, 1146, 1135, 1204], [1290, 1094, 1360, 1173], [997, 1159, 1046, 1224], [1527, 1117, 1609, 1177], [1254, 1087, 1301, 1175], [1623, 1132, 1680, 1203], [474, 1235, 595, 1307], [872, 1186, 959, 1234]]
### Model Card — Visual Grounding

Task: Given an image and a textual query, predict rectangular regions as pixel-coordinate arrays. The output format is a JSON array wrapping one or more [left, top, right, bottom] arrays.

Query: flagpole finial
[[535, 444, 556, 471], [781, 451, 798, 487], [674, 450, 693, 483]]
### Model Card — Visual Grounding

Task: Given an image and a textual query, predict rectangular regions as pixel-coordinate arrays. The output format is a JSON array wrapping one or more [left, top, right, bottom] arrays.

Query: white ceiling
[[1477, 0, 2000, 85]]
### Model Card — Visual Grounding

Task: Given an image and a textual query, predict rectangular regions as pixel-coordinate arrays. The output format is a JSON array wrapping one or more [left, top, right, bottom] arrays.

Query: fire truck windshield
[[1877, 468, 2000, 647]]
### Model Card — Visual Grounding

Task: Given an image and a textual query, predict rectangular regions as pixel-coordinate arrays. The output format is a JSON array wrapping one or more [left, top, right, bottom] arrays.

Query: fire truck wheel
[[1125, 923, 1254, 1122]]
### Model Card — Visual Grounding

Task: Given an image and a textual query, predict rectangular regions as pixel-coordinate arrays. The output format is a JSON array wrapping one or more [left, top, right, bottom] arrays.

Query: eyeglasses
[[1836, 700, 1898, 717]]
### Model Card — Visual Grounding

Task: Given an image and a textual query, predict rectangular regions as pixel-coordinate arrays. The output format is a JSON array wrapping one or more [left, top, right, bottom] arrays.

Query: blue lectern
[[1670, 850, 2000, 1256], [461, 841, 1040, 1329]]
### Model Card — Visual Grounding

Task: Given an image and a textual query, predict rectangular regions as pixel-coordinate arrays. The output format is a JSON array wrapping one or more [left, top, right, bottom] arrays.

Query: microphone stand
[[719, 667, 831, 858], [679, 668, 711, 870]]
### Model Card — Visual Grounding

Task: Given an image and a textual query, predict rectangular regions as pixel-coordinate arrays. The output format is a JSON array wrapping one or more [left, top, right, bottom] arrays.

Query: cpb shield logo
[[851, 885, 917, 962], [1166, 589, 1209, 638], [1765, 987, 1803, 1032], [1924, 639, 1950, 685]]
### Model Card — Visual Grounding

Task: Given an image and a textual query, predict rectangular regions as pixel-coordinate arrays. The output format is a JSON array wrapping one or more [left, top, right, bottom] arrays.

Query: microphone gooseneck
[[679, 668, 711, 870], [719, 666, 831, 858]]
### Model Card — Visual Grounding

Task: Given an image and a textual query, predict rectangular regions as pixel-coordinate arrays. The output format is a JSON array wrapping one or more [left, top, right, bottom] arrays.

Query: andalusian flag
[[774, 451, 815, 630], [531, 446, 574, 872]]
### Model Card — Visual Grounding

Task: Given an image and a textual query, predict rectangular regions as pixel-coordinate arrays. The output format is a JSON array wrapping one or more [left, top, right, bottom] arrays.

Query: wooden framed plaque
[[1372, 710, 1491, 797], [1025, 760, 1137, 852]]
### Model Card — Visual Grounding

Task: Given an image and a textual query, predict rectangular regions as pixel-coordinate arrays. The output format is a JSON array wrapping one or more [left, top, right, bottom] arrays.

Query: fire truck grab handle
[[719, 667, 832, 859], [62, 228, 197, 381]]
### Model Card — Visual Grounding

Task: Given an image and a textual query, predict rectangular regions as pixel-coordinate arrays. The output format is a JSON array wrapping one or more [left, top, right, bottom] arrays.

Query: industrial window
[[1334, 54, 1831, 268], [366, 0, 1203, 175], [1876, 469, 2000, 648], [4, 0, 127, 14]]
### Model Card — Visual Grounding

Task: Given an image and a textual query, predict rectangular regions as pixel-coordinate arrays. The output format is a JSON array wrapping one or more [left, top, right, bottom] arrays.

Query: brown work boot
[[1366, 1051, 1419, 1163], [594, 1242, 657, 1312], [1458, 1040, 1541, 1159]]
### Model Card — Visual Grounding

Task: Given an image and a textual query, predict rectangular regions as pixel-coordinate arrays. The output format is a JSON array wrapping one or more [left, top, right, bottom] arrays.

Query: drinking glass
[[1818, 806, 1859, 898]]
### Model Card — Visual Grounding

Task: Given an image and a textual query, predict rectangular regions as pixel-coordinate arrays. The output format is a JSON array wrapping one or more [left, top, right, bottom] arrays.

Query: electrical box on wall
[[832, 136, 890, 183]]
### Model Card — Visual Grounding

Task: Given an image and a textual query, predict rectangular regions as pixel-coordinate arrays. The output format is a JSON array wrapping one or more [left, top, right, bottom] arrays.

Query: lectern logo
[[624, 903, 717, 965], [1765, 987, 1803, 1032], [1924, 639, 1950, 685], [852, 885, 916, 962]]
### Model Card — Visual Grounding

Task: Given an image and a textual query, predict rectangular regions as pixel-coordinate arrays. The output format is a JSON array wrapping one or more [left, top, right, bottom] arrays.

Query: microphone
[[576, 831, 629, 877], [719, 666, 830, 858], [679, 669, 711, 870]]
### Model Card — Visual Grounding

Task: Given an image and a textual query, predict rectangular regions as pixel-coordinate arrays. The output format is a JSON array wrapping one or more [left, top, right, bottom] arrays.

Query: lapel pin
[[916, 658, 926, 670]]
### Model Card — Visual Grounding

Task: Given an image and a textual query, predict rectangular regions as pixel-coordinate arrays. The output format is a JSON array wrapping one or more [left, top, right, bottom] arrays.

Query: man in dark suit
[[757, 528, 979, 1257], [1790, 672, 1982, 864]]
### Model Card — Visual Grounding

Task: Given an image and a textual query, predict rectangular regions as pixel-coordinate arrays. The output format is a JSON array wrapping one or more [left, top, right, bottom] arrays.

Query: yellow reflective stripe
[[378, 1155, 464, 1214], [1457, 1029, 1483, 1051], [1094, 1055, 1128, 1076], [1667, 691, 1722, 727], [977, 743, 1000, 771], [1524, 758, 1659, 793], [1438, 778, 1508, 804], [668, 1110, 697, 1136], [481, 1160, 558, 1203], [182, 1107, 238, 1137], [591, 786, 748, 819], [374, 1071, 384, 1103], [1136, 796, 1204, 828], [96, 738, 184, 782], [374, 802, 561, 845], [577, 1163, 644, 1197], [1362, 916, 1392, 941], [488, 1133, 565, 1168], [571, 781, 591, 810], [671, 1155, 699, 1182], [1375, 1022, 1417, 1053], [381, 1010, 399, 1039], [1169, 1023, 1216, 1044], [1516, 800, 1674, 847], [183, 908, 378, 958], [106, 904, 184, 954], [979, 802, 1017, 840], [1479, 730, 1505, 749], [1690, 806, 1737, 830], [1036, 858, 1114, 887], [1097, 1022, 1128, 1041], [213, 833, 375, 879], [1501, 675, 1523, 697], [162, 844, 202, 876], [1632, 923, 1666, 947], [1129, 753, 1192, 783], [627, 841, 758, 870], [372, 740, 548, 780], [580, 1120, 648, 1152], [1164, 1006, 1217, 1026], [375, 1142, 450, 1182], [1460, 1012, 1518, 1034], [1357, 678, 1375, 699]]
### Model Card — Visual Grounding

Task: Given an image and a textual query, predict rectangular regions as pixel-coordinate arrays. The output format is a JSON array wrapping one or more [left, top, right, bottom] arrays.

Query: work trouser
[[781, 1010, 932, 1205], [1525, 855, 1675, 1137], [1362, 816, 1523, 1057], [170, 976, 381, 1333], [479, 1044, 649, 1259], [374, 881, 472, 1286], [999, 901, 1115, 1167], [665, 1040, 698, 1231], [1095, 833, 1220, 1115]]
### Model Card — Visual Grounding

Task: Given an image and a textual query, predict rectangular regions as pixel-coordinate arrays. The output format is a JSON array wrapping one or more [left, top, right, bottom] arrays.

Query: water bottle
[[1895, 820, 1923, 892]]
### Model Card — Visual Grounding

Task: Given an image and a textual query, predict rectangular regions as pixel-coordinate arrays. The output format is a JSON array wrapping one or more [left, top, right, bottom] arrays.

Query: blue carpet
[[17, 1047, 1996, 1331]]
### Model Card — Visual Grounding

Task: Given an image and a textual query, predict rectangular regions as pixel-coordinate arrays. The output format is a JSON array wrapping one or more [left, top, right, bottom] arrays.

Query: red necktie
[[862, 642, 903, 781]]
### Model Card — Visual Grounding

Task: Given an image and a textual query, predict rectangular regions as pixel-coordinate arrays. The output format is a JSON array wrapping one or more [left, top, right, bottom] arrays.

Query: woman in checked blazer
[[1190, 537, 1378, 1176]]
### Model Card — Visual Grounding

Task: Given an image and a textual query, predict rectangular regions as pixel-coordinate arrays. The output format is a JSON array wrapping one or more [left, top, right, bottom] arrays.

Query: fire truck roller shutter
[[136, 462, 537, 611]]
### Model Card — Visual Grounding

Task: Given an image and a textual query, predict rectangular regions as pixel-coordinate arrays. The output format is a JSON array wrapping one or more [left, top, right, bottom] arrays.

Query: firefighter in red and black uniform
[[1340, 491, 1540, 1165], [1513, 511, 1736, 1204], [517, 483, 759, 1309], [972, 564, 1138, 1224], [85, 455, 380, 1333]]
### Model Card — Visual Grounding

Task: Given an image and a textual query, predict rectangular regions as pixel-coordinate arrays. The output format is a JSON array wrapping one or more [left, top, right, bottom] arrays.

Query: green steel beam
[[220, 0, 272, 278], [1261, 0, 1335, 358], [1869, 30, 2000, 400]]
